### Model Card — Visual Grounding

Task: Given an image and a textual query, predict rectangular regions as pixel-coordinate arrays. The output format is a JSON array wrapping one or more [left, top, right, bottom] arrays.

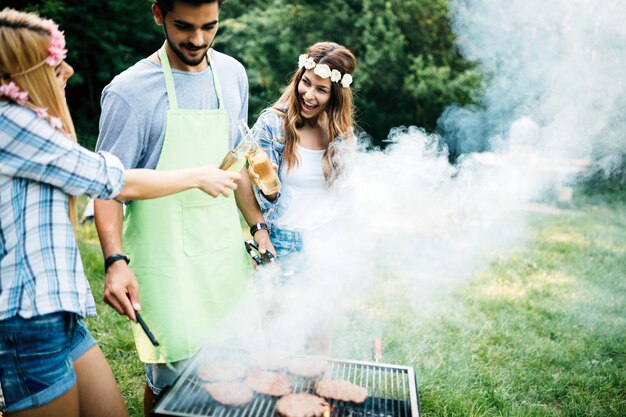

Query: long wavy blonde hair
[[274, 42, 357, 185], [0, 8, 79, 228]]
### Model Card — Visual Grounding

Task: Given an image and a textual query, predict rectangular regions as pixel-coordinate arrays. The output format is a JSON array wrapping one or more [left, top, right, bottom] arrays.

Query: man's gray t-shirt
[[96, 49, 248, 169]]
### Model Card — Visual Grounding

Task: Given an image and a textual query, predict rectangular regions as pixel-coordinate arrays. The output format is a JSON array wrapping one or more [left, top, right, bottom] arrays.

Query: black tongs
[[245, 240, 276, 265], [127, 295, 159, 346], [135, 310, 160, 347]]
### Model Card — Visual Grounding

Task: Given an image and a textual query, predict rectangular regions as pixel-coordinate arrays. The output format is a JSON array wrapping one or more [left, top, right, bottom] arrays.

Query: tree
[[18, 0, 161, 149], [220, 0, 481, 145], [11, 0, 482, 149]]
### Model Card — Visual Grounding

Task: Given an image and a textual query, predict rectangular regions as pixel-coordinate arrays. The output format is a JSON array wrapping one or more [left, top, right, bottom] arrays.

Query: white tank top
[[274, 146, 334, 231]]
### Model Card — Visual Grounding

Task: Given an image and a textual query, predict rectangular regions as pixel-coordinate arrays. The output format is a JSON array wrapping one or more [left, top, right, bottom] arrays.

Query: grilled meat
[[275, 392, 329, 417], [315, 379, 368, 403], [203, 382, 253, 406], [196, 361, 247, 382], [246, 370, 293, 396]]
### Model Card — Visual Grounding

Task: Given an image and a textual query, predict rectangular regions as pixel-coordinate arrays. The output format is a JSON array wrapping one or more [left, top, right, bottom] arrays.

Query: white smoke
[[210, 0, 626, 361], [250, 126, 545, 357], [444, 0, 626, 168]]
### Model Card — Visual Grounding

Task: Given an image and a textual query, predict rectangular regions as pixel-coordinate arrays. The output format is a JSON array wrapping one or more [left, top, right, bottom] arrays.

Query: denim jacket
[[250, 107, 287, 227], [251, 106, 354, 228]]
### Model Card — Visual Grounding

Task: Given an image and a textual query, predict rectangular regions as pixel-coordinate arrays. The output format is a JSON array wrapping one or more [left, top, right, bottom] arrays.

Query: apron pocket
[[182, 202, 229, 256]]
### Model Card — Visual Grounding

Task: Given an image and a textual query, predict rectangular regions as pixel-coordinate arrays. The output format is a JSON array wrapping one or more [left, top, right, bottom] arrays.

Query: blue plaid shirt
[[0, 101, 125, 320]]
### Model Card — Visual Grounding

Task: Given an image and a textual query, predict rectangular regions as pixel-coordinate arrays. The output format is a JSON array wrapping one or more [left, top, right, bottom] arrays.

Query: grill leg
[[373, 338, 383, 362]]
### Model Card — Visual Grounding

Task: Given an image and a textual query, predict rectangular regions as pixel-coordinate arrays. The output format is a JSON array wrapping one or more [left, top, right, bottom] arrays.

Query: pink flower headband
[[8, 19, 67, 78], [0, 19, 67, 131], [0, 82, 28, 106], [298, 54, 353, 88], [0, 81, 63, 130]]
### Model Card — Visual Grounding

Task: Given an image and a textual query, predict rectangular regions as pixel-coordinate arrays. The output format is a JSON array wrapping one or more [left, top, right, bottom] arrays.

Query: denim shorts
[[0, 312, 96, 413], [270, 226, 304, 259], [145, 359, 190, 396]]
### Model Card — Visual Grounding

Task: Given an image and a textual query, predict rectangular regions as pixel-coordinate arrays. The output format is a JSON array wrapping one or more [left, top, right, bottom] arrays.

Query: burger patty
[[245, 370, 293, 396], [287, 356, 328, 378], [196, 361, 248, 382], [275, 392, 329, 417], [315, 379, 368, 403], [204, 382, 254, 406]]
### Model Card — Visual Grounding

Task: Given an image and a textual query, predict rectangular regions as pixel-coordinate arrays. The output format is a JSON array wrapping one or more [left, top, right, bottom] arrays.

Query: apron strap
[[207, 50, 225, 110], [158, 45, 178, 110], [159, 44, 225, 111]]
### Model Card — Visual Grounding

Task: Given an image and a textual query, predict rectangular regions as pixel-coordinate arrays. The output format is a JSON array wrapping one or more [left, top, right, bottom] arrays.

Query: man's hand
[[103, 261, 141, 322], [197, 166, 241, 197]]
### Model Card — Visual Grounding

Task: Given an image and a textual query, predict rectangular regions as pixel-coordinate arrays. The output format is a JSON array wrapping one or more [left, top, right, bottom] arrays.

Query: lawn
[[77, 190, 626, 417]]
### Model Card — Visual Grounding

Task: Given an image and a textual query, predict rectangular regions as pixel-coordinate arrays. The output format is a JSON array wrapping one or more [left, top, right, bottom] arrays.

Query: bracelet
[[104, 253, 130, 273], [250, 222, 269, 236]]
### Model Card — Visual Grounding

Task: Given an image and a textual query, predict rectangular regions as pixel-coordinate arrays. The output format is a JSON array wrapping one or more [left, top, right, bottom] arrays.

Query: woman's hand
[[247, 165, 262, 188], [120, 167, 240, 200], [248, 163, 279, 200], [253, 229, 277, 260], [197, 166, 241, 197]]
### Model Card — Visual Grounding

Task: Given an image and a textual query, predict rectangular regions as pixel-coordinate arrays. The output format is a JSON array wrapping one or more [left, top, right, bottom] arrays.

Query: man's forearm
[[94, 199, 125, 257]]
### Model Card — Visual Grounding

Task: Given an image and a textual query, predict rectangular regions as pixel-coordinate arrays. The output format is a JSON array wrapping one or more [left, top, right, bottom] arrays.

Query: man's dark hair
[[153, 0, 225, 17]]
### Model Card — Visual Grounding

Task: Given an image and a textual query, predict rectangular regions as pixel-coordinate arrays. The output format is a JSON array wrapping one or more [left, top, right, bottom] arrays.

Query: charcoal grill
[[152, 349, 420, 417]]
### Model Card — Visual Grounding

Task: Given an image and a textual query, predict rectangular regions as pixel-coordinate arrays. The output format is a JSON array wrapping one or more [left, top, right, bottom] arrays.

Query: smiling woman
[[248, 42, 357, 355], [250, 42, 357, 261]]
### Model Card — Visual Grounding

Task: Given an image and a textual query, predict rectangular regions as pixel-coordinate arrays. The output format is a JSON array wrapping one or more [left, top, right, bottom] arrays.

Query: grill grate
[[153, 352, 420, 417]]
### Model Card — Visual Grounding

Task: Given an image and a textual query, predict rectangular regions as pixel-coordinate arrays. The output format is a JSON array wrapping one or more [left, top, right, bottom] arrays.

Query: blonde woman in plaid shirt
[[0, 8, 240, 416]]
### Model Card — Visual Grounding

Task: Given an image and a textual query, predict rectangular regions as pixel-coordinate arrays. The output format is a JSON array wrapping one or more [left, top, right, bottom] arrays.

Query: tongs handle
[[245, 240, 276, 264], [128, 295, 159, 346], [136, 310, 160, 347]]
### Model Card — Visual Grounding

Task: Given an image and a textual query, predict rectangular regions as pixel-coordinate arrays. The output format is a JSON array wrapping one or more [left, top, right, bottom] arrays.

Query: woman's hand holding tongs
[[252, 229, 276, 262], [245, 240, 276, 266]]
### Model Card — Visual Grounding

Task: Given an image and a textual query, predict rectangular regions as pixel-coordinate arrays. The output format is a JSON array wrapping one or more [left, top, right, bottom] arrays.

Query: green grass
[[77, 190, 626, 417]]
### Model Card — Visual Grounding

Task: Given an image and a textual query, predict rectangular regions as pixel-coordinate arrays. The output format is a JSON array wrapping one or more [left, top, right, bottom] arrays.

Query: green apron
[[123, 46, 254, 363]]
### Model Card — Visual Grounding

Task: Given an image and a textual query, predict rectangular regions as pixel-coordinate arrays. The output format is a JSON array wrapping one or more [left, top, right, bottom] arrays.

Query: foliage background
[[7, 0, 626, 186], [9, 0, 481, 150]]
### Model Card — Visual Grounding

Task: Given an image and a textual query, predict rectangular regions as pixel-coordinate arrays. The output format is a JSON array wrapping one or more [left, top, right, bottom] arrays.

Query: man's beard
[[164, 24, 209, 67]]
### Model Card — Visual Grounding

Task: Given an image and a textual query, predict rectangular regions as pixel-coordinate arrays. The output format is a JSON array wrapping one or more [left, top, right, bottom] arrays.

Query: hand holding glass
[[236, 120, 282, 196]]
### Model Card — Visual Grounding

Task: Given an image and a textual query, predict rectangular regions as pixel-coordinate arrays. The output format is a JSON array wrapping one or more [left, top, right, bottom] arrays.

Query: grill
[[152, 350, 420, 417]]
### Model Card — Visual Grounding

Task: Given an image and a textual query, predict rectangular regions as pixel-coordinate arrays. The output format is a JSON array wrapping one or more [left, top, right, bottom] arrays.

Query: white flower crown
[[298, 54, 353, 88]]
